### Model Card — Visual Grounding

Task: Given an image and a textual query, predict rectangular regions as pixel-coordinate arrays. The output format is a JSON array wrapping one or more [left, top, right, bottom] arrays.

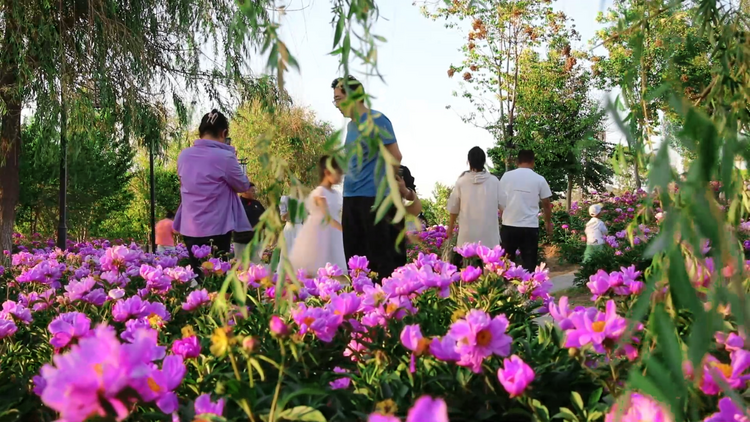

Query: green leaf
[[587, 388, 603, 408], [277, 406, 327, 422], [276, 388, 328, 415], [552, 407, 579, 421], [571, 392, 584, 413]]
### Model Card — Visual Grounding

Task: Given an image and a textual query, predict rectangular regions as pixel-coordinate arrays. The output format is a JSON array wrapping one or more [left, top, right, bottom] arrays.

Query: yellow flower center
[[148, 313, 163, 328], [375, 399, 398, 415], [477, 329, 492, 347], [416, 337, 432, 356], [385, 303, 398, 315], [147, 377, 162, 393], [373, 292, 385, 305], [182, 325, 195, 338], [592, 321, 606, 333], [93, 363, 103, 376], [714, 362, 733, 378], [201, 261, 214, 271], [303, 317, 315, 326]]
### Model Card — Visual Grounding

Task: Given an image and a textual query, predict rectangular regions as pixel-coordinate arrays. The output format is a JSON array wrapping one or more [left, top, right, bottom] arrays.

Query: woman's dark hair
[[166, 210, 175, 219], [198, 109, 229, 138], [468, 146, 486, 171], [318, 155, 342, 182], [399, 165, 416, 191]]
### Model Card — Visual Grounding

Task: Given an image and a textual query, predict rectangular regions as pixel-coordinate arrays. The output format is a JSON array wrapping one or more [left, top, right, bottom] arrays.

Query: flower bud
[[269, 315, 289, 338], [242, 336, 259, 353]]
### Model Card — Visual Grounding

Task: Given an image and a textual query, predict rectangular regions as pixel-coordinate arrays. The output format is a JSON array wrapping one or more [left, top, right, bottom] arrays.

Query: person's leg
[[342, 197, 369, 264], [182, 235, 205, 279], [213, 232, 233, 258], [500, 226, 521, 264], [519, 228, 540, 272], [156, 245, 165, 253], [368, 201, 401, 280]]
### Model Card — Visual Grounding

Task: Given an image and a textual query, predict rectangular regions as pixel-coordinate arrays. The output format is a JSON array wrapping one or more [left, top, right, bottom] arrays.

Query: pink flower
[[704, 397, 749, 422], [699, 350, 750, 395], [182, 289, 211, 311], [195, 394, 225, 418], [48, 312, 91, 349], [171, 336, 201, 359], [429, 336, 460, 362], [269, 315, 290, 338], [447, 309, 512, 373], [460, 266, 482, 283], [401, 325, 431, 373], [564, 301, 627, 353], [329, 367, 351, 390], [406, 396, 449, 422], [587, 270, 610, 300], [0, 319, 18, 339], [605, 392, 673, 422], [497, 355, 535, 398]]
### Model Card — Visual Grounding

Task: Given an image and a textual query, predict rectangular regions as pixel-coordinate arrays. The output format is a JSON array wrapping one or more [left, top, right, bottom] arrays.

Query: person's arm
[[446, 183, 460, 241], [497, 176, 506, 225], [224, 155, 251, 193], [313, 195, 343, 231], [405, 195, 422, 216]]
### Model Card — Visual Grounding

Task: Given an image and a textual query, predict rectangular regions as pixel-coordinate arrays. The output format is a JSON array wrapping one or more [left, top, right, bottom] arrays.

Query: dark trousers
[[343, 196, 406, 281], [183, 232, 232, 278], [501, 226, 539, 272]]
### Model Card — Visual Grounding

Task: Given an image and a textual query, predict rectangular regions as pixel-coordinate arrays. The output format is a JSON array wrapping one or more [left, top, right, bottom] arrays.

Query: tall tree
[[422, 0, 569, 170], [0, 0, 278, 254], [488, 27, 611, 208], [592, 0, 712, 187]]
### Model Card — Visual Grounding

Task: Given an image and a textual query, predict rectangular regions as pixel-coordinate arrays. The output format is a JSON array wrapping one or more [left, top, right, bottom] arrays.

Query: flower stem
[[268, 341, 287, 422]]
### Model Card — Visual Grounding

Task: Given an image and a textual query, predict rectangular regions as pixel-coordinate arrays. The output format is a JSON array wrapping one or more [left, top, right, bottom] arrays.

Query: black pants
[[183, 232, 232, 278], [343, 196, 406, 281], [501, 226, 539, 272]]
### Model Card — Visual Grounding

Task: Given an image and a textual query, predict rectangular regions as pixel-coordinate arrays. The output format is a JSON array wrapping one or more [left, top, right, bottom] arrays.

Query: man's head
[[468, 147, 486, 172], [517, 149, 535, 168], [331, 76, 364, 118]]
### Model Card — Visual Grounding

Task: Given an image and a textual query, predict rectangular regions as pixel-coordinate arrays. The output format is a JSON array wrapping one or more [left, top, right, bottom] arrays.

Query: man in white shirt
[[498, 149, 553, 271], [446, 147, 503, 257]]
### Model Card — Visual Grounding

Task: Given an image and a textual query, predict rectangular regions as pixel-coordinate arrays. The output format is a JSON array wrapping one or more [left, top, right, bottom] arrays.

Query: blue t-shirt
[[343, 110, 397, 198]]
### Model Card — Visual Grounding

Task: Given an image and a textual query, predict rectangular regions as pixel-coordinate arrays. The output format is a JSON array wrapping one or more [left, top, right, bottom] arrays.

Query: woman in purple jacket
[[173, 109, 251, 276]]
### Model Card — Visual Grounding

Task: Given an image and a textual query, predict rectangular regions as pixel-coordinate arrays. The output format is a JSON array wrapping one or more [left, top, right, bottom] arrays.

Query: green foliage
[[15, 114, 134, 240], [421, 183, 453, 226]]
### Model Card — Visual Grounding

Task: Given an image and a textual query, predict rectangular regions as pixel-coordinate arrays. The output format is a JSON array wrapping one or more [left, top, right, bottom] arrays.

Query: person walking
[[332, 76, 410, 279], [155, 211, 177, 253], [498, 149, 553, 272], [289, 156, 348, 276], [173, 109, 252, 276], [446, 147, 503, 253], [233, 183, 266, 263], [583, 204, 607, 262]]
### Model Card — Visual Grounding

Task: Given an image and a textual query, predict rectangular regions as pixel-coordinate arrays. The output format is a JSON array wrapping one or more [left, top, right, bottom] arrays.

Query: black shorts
[[342, 196, 406, 281]]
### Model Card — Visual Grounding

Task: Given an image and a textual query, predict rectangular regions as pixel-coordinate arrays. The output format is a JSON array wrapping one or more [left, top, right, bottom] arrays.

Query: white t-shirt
[[447, 171, 503, 248], [498, 168, 552, 228], [585, 217, 608, 245]]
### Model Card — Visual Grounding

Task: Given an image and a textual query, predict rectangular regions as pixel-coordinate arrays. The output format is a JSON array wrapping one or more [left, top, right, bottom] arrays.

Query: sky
[[246, 0, 617, 196]]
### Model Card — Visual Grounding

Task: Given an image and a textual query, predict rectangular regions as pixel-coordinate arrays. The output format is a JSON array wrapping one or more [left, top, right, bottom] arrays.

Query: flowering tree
[[422, 0, 570, 170]]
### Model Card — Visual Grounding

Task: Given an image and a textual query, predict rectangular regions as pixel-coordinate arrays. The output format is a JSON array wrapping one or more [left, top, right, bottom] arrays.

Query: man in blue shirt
[[332, 76, 413, 280]]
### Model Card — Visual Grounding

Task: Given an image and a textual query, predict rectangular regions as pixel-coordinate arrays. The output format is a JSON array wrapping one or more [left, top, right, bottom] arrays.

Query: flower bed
[[0, 237, 744, 422]]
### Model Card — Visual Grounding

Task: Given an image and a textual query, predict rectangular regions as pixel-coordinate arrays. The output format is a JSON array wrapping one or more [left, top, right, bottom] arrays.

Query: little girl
[[289, 156, 347, 276]]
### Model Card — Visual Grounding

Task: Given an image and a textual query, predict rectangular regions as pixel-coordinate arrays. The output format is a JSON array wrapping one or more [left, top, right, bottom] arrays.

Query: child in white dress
[[279, 195, 304, 252], [289, 156, 348, 276]]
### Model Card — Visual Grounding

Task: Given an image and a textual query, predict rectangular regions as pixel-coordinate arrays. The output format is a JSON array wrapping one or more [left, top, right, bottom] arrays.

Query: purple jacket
[[173, 139, 251, 237]]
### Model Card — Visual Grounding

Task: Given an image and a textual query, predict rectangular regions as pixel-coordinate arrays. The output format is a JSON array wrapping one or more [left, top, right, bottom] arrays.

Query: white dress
[[288, 186, 347, 275]]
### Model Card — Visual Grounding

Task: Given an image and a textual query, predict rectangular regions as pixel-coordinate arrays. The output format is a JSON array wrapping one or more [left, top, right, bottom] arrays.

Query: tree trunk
[[0, 103, 21, 262], [0, 0, 22, 263], [566, 174, 574, 211], [633, 156, 642, 190]]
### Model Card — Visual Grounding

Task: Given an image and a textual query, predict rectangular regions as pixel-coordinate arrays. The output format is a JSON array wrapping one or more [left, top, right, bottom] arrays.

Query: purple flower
[[112, 296, 148, 322], [182, 289, 211, 311], [704, 397, 749, 422], [192, 245, 212, 259], [82, 288, 107, 306], [328, 292, 362, 318], [269, 315, 290, 338], [329, 367, 351, 390], [605, 392, 673, 422], [48, 312, 91, 349], [401, 324, 431, 372], [447, 309, 512, 373], [429, 336, 460, 362], [460, 266, 482, 283], [291, 304, 340, 343], [1, 300, 32, 324], [369, 415, 400, 422], [587, 270, 610, 300], [564, 301, 627, 353], [699, 350, 750, 395], [549, 296, 578, 330], [195, 394, 225, 418], [406, 396, 449, 422], [171, 336, 201, 359], [348, 255, 370, 277], [497, 355, 535, 397], [130, 355, 186, 413], [0, 319, 18, 339], [454, 243, 478, 258]]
